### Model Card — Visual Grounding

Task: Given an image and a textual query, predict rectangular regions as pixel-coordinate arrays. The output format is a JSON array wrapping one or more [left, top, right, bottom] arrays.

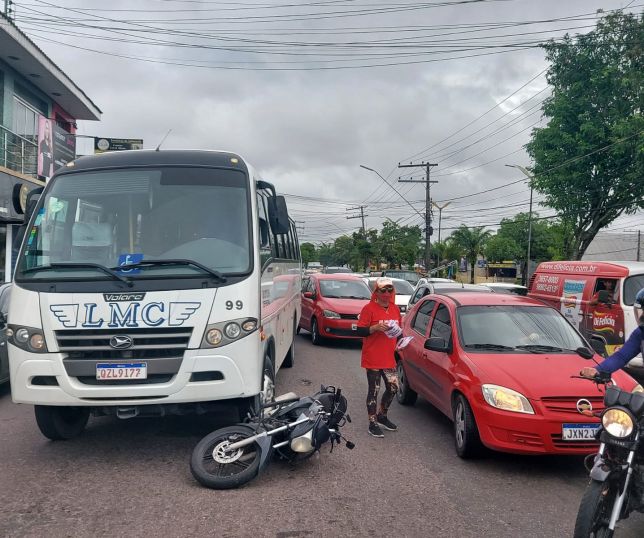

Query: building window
[[12, 96, 39, 142]]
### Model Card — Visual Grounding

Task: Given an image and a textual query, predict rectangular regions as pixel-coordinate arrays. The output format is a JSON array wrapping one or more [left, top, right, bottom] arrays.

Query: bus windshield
[[16, 167, 251, 280]]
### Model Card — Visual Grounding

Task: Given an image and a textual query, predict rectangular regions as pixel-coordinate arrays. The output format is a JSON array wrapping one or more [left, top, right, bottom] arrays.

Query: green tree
[[333, 235, 354, 267], [300, 242, 316, 267], [378, 221, 422, 269], [317, 243, 334, 267], [484, 235, 521, 264], [525, 11, 644, 259], [449, 225, 491, 283]]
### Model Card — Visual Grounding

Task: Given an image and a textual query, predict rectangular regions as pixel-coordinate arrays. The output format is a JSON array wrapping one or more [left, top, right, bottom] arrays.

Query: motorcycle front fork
[[608, 446, 637, 531]]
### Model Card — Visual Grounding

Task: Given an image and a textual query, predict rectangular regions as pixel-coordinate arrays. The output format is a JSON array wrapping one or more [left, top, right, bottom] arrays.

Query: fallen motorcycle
[[190, 385, 354, 489], [573, 371, 644, 537]]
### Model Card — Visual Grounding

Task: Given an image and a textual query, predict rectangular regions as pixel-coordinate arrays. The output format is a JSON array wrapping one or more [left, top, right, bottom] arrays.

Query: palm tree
[[449, 225, 491, 283]]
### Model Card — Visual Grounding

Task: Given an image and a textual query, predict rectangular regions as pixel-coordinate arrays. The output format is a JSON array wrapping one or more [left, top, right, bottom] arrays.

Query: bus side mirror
[[268, 196, 290, 235]]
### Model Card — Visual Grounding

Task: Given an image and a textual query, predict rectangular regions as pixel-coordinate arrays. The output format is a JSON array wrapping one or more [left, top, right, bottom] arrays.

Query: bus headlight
[[602, 408, 634, 438], [224, 323, 241, 339], [206, 328, 223, 346], [15, 328, 29, 344], [7, 325, 48, 353], [201, 318, 258, 348]]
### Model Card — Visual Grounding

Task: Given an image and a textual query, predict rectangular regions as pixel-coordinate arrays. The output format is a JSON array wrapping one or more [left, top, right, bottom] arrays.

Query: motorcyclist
[[581, 287, 644, 378]]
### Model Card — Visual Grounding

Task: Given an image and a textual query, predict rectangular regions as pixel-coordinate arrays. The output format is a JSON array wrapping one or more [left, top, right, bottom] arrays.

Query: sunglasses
[[377, 286, 394, 292]]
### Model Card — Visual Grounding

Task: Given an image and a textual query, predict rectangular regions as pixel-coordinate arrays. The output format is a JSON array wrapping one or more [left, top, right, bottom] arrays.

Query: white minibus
[[6, 149, 301, 439]]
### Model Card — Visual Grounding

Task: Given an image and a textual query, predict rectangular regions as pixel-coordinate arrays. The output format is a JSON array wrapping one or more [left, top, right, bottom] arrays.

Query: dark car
[[323, 266, 354, 274], [382, 270, 421, 286], [0, 283, 11, 384]]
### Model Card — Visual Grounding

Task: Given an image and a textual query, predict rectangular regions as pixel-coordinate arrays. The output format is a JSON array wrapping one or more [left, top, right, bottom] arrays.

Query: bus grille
[[55, 327, 193, 360]]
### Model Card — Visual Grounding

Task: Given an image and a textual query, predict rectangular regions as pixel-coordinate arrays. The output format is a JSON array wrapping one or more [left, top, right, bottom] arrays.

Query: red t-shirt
[[357, 300, 402, 369]]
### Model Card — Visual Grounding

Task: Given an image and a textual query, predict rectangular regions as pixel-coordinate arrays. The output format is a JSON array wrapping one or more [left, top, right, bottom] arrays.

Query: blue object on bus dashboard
[[117, 253, 144, 274]]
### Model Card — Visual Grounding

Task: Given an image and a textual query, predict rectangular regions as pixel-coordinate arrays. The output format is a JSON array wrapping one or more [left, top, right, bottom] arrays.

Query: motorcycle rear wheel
[[573, 479, 617, 538], [190, 425, 263, 490]]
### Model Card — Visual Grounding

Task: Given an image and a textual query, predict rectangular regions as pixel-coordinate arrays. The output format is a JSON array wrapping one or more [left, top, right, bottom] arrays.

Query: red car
[[396, 292, 642, 457], [299, 273, 371, 345]]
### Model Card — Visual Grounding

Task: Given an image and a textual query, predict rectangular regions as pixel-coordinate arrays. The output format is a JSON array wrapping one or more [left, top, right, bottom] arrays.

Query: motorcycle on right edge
[[573, 371, 644, 537]]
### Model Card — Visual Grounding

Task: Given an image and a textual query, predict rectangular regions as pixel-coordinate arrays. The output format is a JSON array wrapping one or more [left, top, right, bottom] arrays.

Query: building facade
[[0, 11, 100, 281]]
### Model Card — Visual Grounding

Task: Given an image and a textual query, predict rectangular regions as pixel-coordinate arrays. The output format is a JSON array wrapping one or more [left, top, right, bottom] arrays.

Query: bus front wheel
[[34, 405, 90, 440]]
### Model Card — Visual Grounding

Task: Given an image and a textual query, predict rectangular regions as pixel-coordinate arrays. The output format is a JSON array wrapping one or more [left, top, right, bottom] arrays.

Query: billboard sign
[[94, 138, 144, 153], [38, 117, 76, 179]]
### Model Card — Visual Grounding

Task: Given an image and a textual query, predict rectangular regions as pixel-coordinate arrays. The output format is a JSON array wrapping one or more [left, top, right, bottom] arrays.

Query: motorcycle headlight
[[602, 408, 634, 438], [482, 384, 534, 414], [290, 430, 314, 453], [632, 384, 644, 394], [323, 310, 340, 319]]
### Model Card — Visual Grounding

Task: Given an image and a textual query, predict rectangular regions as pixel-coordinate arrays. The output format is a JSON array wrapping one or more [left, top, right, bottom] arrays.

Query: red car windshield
[[457, 305, 586, 353], [319, 280, 371, 299]]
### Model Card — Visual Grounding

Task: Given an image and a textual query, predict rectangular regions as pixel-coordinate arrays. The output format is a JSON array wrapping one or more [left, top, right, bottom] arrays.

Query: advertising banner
[[37, 116, 54, 178], [94, 138, 144, 153], [38, 117, 76, 179], [53, 123, 76, 171], [561, 279, 586, 328]]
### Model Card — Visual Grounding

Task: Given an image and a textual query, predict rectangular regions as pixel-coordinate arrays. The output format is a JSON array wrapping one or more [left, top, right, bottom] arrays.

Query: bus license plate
[[562, 423, 600, 441], [96, 362, 147, 380]]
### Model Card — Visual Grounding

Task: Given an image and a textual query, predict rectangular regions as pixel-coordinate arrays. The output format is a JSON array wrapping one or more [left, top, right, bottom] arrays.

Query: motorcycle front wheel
[[190, 425, 264, 490], [573, 479, 618, 538]]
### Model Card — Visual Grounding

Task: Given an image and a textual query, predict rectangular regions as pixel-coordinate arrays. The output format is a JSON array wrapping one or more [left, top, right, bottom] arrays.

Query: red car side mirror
[[303, 291, 315, 299]]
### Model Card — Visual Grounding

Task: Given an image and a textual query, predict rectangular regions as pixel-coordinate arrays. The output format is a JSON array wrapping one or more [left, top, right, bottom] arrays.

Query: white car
[[363, 277, 414, 314], [482, 283, 528, 296]]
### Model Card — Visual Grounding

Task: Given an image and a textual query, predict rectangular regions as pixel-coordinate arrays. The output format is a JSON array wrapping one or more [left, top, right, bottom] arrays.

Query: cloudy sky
[[11, 0, 642, 246]]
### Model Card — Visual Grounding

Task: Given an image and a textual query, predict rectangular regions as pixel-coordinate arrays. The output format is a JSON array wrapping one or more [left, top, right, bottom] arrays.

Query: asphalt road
[[1, 334, 643, 538]]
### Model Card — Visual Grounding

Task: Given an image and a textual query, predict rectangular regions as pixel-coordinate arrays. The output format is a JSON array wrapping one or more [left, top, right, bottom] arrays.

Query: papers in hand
[[396, 336, 414, 350], [384, 320, 402, 339]]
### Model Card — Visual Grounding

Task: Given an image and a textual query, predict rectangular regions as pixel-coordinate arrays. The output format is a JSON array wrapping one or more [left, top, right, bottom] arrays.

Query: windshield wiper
[[346, 295, 370, 300], [112, 259, 227, 282], [22, 262, 132, 286], [465, 343, 517, 351], [515, 344, 569, 353]]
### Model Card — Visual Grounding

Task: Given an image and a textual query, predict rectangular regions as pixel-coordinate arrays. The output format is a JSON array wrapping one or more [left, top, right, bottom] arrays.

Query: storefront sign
[[94, 138, 144, 153]]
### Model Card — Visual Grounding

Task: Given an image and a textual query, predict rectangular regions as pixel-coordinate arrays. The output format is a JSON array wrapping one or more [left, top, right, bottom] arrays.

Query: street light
[[431, 200, 451, 269], [506, 164, 534, 286]]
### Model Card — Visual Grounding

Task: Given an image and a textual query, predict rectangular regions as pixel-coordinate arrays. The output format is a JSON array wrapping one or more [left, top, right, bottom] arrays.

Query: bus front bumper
[[9, 339, 262, 407]]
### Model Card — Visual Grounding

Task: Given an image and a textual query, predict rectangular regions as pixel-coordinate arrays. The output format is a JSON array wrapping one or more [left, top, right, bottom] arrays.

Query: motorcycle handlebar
[[570, 372, 612, 384]]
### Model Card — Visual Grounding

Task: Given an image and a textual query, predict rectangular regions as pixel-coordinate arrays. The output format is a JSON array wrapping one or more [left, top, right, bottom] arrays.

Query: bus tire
[[34, 405, 90, 441], [282, 321, 296, 368]]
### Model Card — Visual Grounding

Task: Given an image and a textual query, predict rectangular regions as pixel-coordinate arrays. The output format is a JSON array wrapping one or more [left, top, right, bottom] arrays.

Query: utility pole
[[637, 230, 641, 262], [4, 0, 14, 18], [431, 201, 451, 269], [399, 162, 438, 273], [506, 164, 534, 286], [347, 205, 369, 271], [346, 205, 368, 234]]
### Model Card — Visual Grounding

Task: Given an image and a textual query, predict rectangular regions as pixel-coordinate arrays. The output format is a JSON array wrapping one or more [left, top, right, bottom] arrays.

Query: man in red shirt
[[357, 277, 402, 438]]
